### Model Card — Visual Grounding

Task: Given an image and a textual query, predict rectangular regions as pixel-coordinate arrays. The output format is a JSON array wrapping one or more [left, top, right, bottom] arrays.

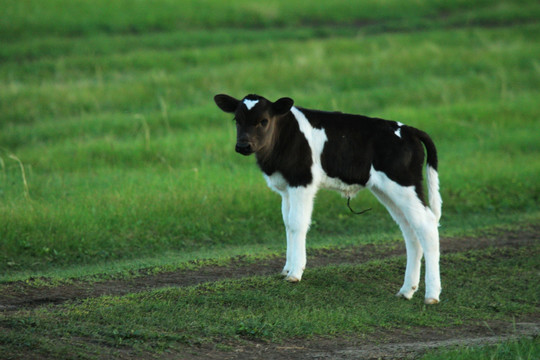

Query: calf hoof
[[285, 275, 301, 283], [424, 298, 439, 305], [281, 269, 289, 276], [395, 291, 412, 300]]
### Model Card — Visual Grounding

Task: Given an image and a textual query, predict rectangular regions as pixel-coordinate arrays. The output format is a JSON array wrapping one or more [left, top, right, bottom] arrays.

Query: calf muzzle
[[235, 143, 253, 155]]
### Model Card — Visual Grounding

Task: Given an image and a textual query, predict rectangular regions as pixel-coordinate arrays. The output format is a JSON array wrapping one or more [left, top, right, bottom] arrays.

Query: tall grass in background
[[0, 0, 539, 276]]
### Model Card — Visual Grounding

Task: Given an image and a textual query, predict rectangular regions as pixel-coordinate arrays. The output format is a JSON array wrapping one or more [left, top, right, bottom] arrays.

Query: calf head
[[214, 94, 294, 155]]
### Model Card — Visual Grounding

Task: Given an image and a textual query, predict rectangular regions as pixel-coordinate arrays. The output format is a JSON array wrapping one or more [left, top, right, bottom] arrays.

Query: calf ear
[[272, 97, 294, 115], [214, 94, 240, 113]]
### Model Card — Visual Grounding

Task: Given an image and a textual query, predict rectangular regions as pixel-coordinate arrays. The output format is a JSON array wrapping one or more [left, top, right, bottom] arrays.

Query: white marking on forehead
[[395, 122, 404, 138], [243, 99, 259, 110]]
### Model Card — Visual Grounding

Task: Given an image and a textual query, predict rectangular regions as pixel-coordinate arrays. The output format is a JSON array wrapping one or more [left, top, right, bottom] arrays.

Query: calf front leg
[[280, 193, 291, 276], [283, 186, 316, 282]]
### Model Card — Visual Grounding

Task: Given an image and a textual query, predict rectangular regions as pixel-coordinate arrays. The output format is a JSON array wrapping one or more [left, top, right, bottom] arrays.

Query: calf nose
[[235, 143, 252, 155]]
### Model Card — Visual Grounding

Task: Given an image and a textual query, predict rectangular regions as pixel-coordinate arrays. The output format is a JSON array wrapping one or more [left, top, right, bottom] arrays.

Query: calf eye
[[260, 119, 269, 127]]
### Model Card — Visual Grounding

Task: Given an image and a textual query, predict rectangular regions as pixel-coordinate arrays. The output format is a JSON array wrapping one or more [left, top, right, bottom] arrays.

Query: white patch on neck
[[243, 99, 259, 110], [290, 107, 328, 184], [290, 107, 362, 197], [395, 122, 404, 138]]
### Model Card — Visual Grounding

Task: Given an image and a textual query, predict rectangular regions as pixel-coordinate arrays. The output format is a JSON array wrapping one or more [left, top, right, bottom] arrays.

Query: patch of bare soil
[[1, 226, 539, 359], [196, 321, 539, 360], [1, 226, 538, 312]]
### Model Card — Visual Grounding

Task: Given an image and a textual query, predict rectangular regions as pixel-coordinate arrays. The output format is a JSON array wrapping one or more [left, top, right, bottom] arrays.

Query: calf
[[214, 94, 442, 304]]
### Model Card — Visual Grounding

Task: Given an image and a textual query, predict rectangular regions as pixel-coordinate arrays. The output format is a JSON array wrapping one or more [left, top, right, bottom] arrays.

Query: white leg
[[371, 188, 423, 300], [284, 186, 316, 282], [367, 168, 441, 304], [280, 193, 292, 276], [400, 233, 423, 299], [387, 189, 441, 303], [415, 212, 441, 304]]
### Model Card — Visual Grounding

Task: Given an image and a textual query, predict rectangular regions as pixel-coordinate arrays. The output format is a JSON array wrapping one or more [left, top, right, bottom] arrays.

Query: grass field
[[1, 0, 539, 358]]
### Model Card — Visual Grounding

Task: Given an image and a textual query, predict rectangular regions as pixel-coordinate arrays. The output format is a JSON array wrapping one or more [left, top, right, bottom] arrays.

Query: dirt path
[[1, 226, 538, 312], [1, 227, 539, 359], [214, 321, 539, 360]]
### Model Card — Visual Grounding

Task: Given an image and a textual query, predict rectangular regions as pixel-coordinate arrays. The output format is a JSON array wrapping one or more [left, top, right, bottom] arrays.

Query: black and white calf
[[214, 94, 442, 304]]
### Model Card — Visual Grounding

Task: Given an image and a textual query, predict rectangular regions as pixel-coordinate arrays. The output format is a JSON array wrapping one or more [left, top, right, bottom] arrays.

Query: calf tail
[[416, 130, 442, 223]]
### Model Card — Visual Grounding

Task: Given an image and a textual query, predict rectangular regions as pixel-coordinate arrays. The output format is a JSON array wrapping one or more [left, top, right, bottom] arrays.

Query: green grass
[[1, 1, 539, 276], [421, 337, 540, 360], [1, 1, 539, 358], [2, 17, 539, 274], [2, 0, 539, 42], [1, 246, 538, 358]]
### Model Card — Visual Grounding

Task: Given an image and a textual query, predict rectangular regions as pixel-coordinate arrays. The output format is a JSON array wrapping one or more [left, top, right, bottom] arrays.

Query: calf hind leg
[[386, 187, 441, 303], [371, 181, 441, 304], [371, 188, 423, 300]]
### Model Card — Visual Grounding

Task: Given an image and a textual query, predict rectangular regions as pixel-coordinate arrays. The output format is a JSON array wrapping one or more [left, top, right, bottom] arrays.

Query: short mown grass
[[1, 246, 538, 358], [1, 1, 539, 358], [1, 18, 539, 275], [421, 337, 540, 360]]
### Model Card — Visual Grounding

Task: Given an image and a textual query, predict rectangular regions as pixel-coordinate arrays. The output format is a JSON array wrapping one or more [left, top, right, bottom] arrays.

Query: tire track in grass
[[0, 227, 538, 360], [0, 226, 538, 312], [211, 322, 539, 360]]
